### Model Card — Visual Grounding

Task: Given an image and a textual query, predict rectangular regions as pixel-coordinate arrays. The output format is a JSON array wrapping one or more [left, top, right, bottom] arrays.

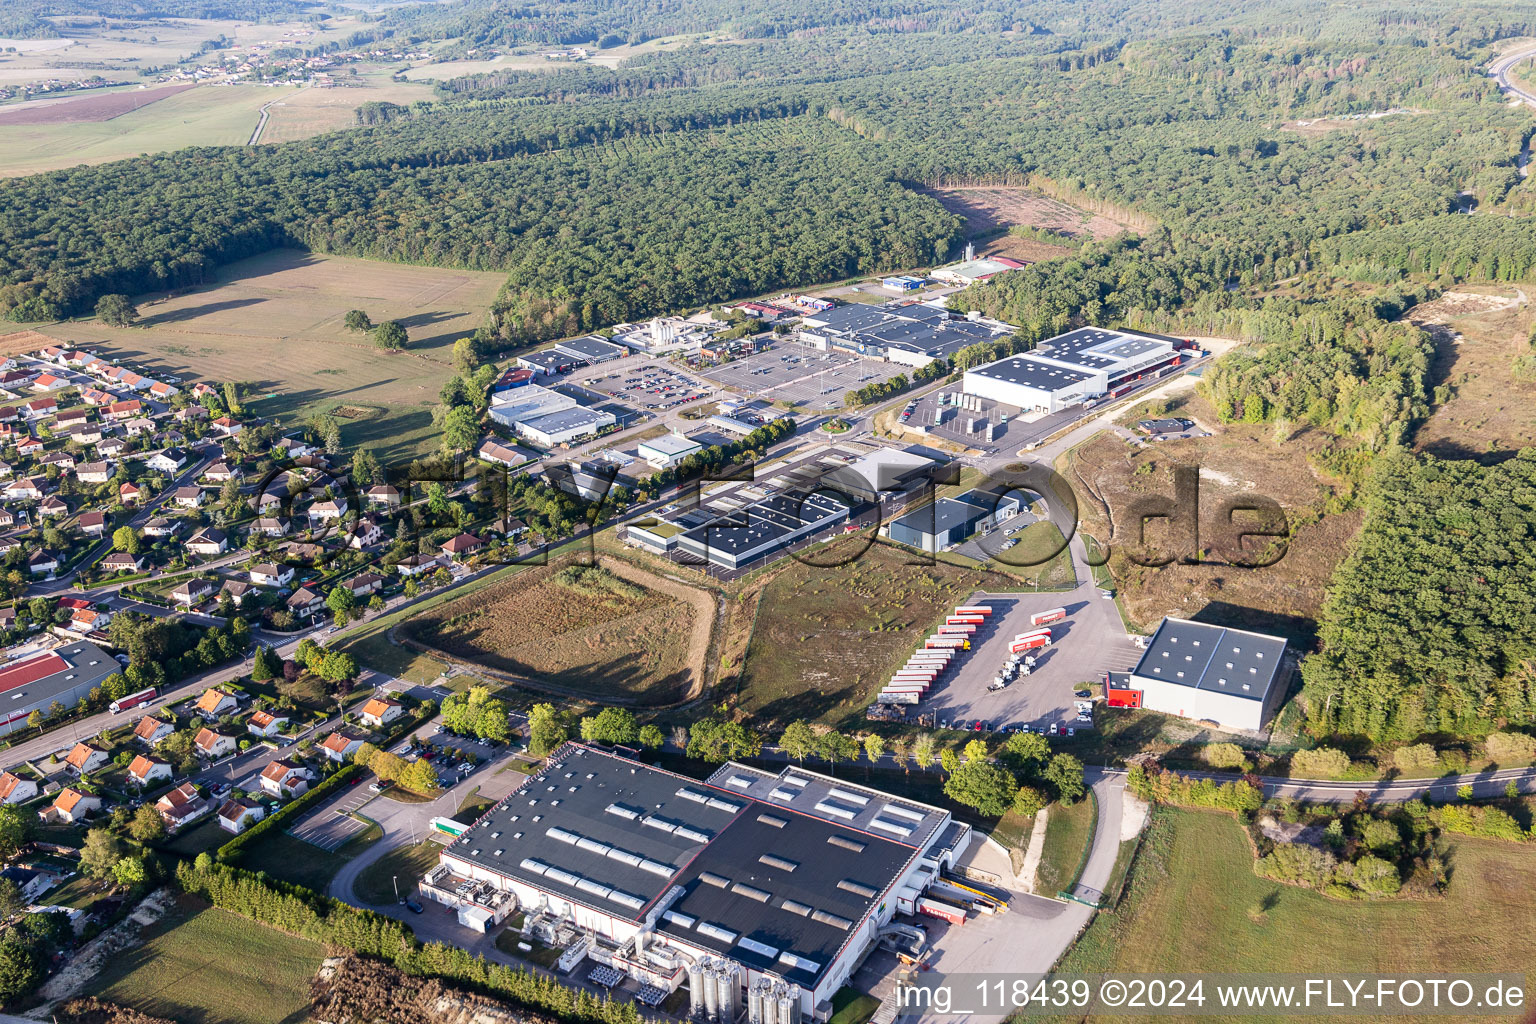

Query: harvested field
[[0, 83, 196, 125], [0, 329, 56, 357], [257, 74, 437, 144], [400, 556, 714, 704], [1408, 285, 1536, 461], [36, 248, 506, 460], [1063, 393, 1359, 648], [734, 537, 1034, 726]]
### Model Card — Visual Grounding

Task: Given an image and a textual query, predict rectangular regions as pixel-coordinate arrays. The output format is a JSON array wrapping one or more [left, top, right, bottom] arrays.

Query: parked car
[[405, 900, 424, 914]]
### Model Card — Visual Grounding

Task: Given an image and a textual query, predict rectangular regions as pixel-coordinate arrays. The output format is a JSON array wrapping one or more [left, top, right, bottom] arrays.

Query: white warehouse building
[[1121, 617, 1289, 732], [422, 744, 972, 1022], [962, 327, 1181, 414]]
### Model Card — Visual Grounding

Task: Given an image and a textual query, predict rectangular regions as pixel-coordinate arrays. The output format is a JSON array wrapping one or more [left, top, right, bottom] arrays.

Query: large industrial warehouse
[[423, 744, 972, 1022], [1111, 617, 1289, 731], [674, 491, 850, 570], [0, 641, 119, 735], [962, 327, 1184, 414], [797, 302, 1013, 368]]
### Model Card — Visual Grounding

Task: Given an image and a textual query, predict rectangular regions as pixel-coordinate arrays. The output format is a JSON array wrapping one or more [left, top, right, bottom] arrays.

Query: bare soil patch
[[1410, 286, 1536, 461], [1064, 393, 1360, 646], [0, 83, 196, 125], [924, 185, 1138, 246], [400, 556, 713, 704], [0, 328, 56, 357]]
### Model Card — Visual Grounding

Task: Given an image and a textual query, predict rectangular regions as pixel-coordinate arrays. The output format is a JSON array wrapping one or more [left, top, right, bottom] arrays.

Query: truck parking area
[[897, 591, 1143, 735]]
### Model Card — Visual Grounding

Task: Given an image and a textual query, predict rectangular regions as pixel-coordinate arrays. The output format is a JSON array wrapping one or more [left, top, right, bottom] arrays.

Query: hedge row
[[215, 763, 362, 862]]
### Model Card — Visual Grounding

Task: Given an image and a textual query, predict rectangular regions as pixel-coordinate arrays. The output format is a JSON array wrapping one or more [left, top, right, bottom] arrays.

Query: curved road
[[1489, 43, 1536, 107]]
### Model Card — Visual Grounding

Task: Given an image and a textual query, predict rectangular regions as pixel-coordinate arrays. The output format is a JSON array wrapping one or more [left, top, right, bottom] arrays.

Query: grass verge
[[353, 839, 445, 906], [1033, 792, 1097, 895]]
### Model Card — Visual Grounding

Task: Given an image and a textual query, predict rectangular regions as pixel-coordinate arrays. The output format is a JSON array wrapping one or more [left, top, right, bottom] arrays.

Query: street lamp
[[393, 875, 402, 904]]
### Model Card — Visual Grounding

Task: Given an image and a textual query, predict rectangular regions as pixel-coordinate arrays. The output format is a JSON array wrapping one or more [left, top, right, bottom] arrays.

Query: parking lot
[[697, 341, 910, 409], [575, 365, 715, 415], [902, 389, 1034, 452], [288, 783, 377, 851], [914, 591, 1143, 735]]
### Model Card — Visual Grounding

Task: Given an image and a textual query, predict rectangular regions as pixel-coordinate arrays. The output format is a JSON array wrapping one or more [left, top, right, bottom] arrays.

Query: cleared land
[[0, 82, 196, 124], [1039, 808, 1536, 1024], [1063, 393, 1360, 647], [400, 557, 714, 704], [37, 248, 506, 460], [87, 898, 324, 1024], [734, 538, 1051, 725], [923, 186, 1141, 262], [1409, 286, 1536, 462]]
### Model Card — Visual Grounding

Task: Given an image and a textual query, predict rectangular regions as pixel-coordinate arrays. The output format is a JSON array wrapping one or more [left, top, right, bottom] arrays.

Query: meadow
[[87, 898, 324, 1024], [1038, 808, 1536, 1023], [38, 248, 506, 460]]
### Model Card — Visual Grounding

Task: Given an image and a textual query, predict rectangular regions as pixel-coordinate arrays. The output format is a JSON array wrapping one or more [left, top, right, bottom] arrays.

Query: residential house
[[31, 373, 69, 393], [0, 408, 15, 424], [173, 404, 206, 425], [22, 398, 58, 420], [116, 480, 142, 506], [101, 551, 144, 573], [476, 438, 525, 468], [148, 381, 178, 400], [0, 462, 9, 480], [26, 550, 58, 576], [319, 729, 366, 763], [210, 416, 243, 436], [77, 511, 107, 537], [122, 417, 155, 437], [204, 462, 241, 483], [64, 743, 109, 775], [259, 759, 308, 798], [272, 437, 314, 459], [503, 516, 529, 542], [220, 580, 253, 606], [217, 798, 264, 834], [2, 477, 44, 501], [393, 553, 440, 578], [248, 563, 294, 587], [36, 497, 68, 519], [155, 783, 208, 831], [80, 388, 116, 407], [346, 571, 384, 599], [146, 448, 188, 474], [308, 499, 347, 523], [358, 696, 403, 729], [0, 772, 38, 805], [246, 710, 289, 739], [257, 492, 285, 513], [43, 788, 100, 824], [441, 533, 484, 560], [133, 715, 175, 747], [171, 485, 205, 508], [142, 517, 182, 539], [170, 577, 215, 607], [69, 425, 107, 446], [126, 754, 172, 788], [103, 399, 143, 422], [194, 688, 238, 719], [14, 437, 43, 458], [75, 461, 112, 484], [248, 517, 290, 538], [69, 606, 110, 632], [286, 587, 324, 619], [193, 727, 236, 760], [0, 866, 58, 904], [98, 437, 129, 459], [38, 451, 76, 473], [186, 527, 228, 556], [365, 485, 401, 509], [347, 515, 385, 550], [55, 409, 89, 431]]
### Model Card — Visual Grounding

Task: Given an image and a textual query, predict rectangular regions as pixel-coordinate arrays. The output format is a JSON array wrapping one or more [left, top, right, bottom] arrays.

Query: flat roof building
[[425, 744, 970, 1021], [638, 432, 705, 469], [962, 327, 1180, 414], [552, 336, 628, 364], [489, 384, 578, 429], [517, 407, 618, 447], [1122, 617, 1288, 731], [0, 641, 118, 736], [884, 484, 1023, 553], [675, 492, 850, 570], [517, 350, 578, 376]]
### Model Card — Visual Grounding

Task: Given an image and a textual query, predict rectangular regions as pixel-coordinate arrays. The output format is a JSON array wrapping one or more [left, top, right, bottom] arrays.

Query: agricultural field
[[1038, 809, 1536, 1024], [1407, 286, 1536, 462], [0, 82, 196, 125], [400, 558, 714, 704], [1062, 393, 1361, 647], [87, 898, 324, 1024], [258, 73, 437, 144], [37, 248, 506, 460], [733, 538, 1039, 726]]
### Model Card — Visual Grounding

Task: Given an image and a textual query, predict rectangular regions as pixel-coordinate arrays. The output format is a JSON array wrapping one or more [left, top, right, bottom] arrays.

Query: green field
[[1032, 792, 1097, 895], [1041, 808, 1536, 1023], [39, 248, 507, 461], [353, 839, 448, 905], [89, 899, 324, 1024]]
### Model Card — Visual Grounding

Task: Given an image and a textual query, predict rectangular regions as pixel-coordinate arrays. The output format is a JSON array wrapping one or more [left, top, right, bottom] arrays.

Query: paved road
[[1489, 43, 1536, 107]]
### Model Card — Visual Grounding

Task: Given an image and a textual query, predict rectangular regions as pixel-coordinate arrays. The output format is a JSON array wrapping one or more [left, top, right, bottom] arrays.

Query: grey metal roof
[[677, 491, 848, 557], [552, 336, 627, 362], [519, 407, 614, 435], [1131, 617, 1286, 702], [965, 357, 1094, 391]]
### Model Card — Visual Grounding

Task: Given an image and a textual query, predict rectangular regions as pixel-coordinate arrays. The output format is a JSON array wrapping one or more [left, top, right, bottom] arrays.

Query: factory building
[[638, 432, 705, 469], [1114, 617, 1289, 731], [962, 327, 1181, 414], [796, 302, 1011, 369], [884, 484, 1023, 553], [675, 492, 850, 571], [0, 641, 119, 736], [552, 336, 628, 365], [423, 744, 971, 1022], [488, 384, 616, 446]]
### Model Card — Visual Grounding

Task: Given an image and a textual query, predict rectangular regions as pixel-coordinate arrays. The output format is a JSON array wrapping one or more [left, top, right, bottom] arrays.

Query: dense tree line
[[1300, 451, 1536, 740]]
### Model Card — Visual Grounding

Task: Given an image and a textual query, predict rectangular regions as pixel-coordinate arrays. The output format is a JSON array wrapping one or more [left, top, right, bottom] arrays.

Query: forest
[[1300, 451, 1536, 741]]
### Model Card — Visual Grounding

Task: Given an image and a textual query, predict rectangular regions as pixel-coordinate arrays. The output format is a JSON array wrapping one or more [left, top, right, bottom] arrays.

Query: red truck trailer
[[109, 687, 158, 714], [954, 605, 993, 616], [1030, 607, 1066, 627], [1010, 635, 1050, 654]]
